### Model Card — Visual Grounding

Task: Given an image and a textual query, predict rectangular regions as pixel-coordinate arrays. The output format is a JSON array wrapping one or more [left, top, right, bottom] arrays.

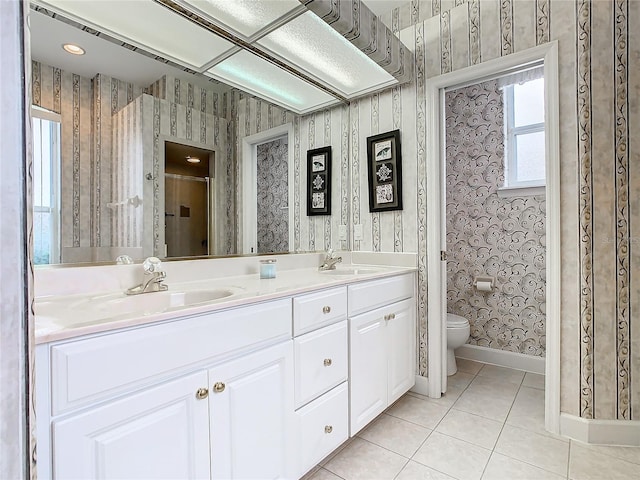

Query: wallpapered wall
[[31, 64, 235, 260], [31, 62, 146, 262], [234, 95, 350, 254], [257, 139, 289, 253], [373, 0, 639, 421], [112, 92, 232, 257], [445, 80, 546, 357]]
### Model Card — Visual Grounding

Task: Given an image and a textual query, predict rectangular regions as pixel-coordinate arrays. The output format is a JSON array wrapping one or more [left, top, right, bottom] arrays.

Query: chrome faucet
[[125, 257, 168, 295], [319, 249, 343, 271]]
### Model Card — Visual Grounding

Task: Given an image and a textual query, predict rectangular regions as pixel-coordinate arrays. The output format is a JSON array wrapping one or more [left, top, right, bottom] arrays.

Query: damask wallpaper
[[256, 139, 289, 253], [445, 80, 546, 357]]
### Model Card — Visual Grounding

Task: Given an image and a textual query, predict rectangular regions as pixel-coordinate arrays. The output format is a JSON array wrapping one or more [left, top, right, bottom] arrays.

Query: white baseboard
[[410, 374, 430, 396], [455, 344, 545, 374], [560, 413, 640, 447]]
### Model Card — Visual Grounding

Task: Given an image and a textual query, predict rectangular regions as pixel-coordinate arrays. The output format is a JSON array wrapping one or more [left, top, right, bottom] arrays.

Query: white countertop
[[35, 262, 416, 344]]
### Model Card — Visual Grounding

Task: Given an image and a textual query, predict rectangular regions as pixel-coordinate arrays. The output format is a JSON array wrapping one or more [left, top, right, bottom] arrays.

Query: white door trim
[[425, 41, 561, 435], [241, 124, 295, 255]]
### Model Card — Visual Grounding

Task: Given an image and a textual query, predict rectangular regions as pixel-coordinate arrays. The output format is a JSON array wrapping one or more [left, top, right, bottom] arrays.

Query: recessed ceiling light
[[186, 156, 201, 164], [62, 43, 85, 55]]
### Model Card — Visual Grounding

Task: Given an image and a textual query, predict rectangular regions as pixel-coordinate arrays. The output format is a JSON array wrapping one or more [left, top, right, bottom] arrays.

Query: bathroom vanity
[[35, 255, 416, 479]]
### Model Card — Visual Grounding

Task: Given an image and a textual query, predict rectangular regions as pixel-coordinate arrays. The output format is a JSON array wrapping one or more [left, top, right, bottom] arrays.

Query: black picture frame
[[307, 146, 332, 216], [367, 129, 403, 212]]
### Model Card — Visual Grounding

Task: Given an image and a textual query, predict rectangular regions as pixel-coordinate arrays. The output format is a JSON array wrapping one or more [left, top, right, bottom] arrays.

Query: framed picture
[[367, 129, 403, 212], [307, 146, 331, 216]]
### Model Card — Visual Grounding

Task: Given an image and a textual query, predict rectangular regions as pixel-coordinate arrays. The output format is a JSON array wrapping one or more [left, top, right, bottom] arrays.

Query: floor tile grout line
[[566, 441, 572, 479], [355, 433, 427, 461], [409, 451, 473, 480], [490, 382, 572, 478], [319, 466, 347, 480], [478, 377, 520, 479], [391, 457, 411, 480]]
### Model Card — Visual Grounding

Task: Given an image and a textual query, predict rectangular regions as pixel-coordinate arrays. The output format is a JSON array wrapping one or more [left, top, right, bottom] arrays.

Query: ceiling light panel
[[36, 0, 235, 68], [257, 12, 396, 97], [177, 0, 302, 39], [207, 50, 339, 114]]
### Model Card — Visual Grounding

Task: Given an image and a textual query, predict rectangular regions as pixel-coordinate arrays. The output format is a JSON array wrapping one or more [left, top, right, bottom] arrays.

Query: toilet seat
[[447, 313, 469, 328]]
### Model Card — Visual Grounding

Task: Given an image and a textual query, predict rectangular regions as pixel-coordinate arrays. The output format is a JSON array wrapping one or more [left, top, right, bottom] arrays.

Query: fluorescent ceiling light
[[207, 50, 338, 114], [258, 12, 396, 96], [186, 156, 201, 164], [178, 0, 302, 38]]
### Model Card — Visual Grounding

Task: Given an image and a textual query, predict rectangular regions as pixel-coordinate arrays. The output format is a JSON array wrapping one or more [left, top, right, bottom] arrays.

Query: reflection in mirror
[[29, 7, 299, 265], [31, 106, 62, 265], [256, 136, 289, 255], [164, 141, 214, 258]]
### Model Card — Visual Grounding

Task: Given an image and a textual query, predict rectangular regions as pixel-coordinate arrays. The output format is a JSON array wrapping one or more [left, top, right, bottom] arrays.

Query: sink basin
[[36, 288, 241, 327], [99, 289, 236, 315], [320, 267, 380, 276]]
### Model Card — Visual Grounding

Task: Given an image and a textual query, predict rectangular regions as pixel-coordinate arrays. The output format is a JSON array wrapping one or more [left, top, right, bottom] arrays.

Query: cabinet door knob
[[385, 313, 396, 321], [195, 387, 209, 400], [322, 305, 331, 314], [324, 425, 333, 434], [213, 382, 226, 393], [323, 358, 332, 367]]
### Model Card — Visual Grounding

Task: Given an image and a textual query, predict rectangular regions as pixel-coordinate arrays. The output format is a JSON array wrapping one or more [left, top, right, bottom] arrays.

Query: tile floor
[[305, 360, 640, 480]]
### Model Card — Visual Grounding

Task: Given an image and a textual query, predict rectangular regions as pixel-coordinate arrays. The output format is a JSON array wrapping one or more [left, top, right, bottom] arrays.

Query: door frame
[[425, 41, 561, 434], [241, 123, 294, 254]]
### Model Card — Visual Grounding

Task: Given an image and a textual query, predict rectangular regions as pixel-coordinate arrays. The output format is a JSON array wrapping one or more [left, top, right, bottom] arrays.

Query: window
[[32, 107, 61, 265], [502, 77, 545, 194]]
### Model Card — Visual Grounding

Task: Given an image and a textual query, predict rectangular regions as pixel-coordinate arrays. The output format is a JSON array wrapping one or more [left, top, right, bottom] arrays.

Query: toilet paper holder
[[474, 275, 495, 292]]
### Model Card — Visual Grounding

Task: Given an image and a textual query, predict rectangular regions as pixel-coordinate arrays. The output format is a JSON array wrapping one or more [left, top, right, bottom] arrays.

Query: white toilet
[[447, 313, 470, 376]]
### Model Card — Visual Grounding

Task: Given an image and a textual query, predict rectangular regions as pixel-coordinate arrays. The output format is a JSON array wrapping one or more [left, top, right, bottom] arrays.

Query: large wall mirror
[[28, 0, 413, 266]]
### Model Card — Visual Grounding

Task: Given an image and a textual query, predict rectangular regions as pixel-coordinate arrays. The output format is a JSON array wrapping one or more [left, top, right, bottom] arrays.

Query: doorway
[[241, 123, 295, 255], [164, 141, 215, 257], [426, 42, 561, 434], [256, 136, 289, 254]]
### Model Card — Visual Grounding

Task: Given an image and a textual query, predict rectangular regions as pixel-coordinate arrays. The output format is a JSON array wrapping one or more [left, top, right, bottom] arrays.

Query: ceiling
[[30, 0, 409, 115]]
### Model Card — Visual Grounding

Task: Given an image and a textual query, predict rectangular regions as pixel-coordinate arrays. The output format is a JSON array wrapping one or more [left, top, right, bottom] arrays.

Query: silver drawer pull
[[324, 425, 333, 434], [323, 358, 332, 367], [322, 306, 331, 314], [384, 313, 396, 321]]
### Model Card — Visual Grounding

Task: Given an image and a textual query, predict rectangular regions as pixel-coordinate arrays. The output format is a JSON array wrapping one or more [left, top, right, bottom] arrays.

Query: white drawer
[[348, 273, 415, 316], [296, 382, 348, 478], [294, 321, 347, 408], [293, 286, 347, 336], [50, 299, 291, 415]]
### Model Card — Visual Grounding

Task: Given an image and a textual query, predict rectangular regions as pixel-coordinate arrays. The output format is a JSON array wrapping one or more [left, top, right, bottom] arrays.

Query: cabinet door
[[387, 298, 416, 404], [349, 309, 387, 436], [53, 371, 211, 480], [209, 341, 294, 480]]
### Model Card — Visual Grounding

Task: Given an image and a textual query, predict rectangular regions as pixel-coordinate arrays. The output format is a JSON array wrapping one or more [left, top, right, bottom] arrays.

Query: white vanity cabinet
[[292, 287, 350, 478], [36, 269, 417, 480], [37, 299, 295, 480], [348, 274, 416, 435]]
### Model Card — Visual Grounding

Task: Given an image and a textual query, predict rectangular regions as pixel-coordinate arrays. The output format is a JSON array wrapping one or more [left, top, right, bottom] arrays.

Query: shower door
[[165, 173, 209, 257]]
